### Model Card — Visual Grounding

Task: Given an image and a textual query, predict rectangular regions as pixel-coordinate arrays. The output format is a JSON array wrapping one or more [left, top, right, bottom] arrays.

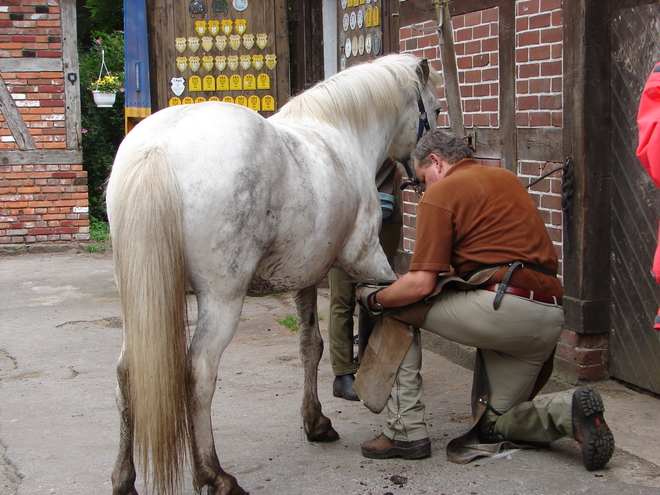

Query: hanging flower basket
[[92, 90, 117, 108], [88, 50, 123, 108]]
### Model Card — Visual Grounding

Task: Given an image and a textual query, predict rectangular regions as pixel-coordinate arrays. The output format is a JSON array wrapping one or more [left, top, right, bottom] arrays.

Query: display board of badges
[[337, 0, 384, 70], [157, 0, 287, 115]]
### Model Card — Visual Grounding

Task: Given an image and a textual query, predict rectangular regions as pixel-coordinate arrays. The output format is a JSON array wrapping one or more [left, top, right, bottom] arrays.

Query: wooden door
[[609, 1, 660, 393], [145, 0, 289, 116]]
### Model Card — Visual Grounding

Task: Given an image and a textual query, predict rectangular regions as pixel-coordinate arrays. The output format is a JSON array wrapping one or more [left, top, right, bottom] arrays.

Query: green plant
[[89, 217, 109, 242], [89, 73, 123, 92], [277, 315, 298, 332], [85, 217, 110, 252], [79, 30, 125, 221]]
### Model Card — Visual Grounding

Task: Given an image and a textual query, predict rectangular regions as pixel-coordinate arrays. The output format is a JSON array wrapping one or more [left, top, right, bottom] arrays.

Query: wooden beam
[[61, 0, 81, 151], [400, 0, 500, 28], [0, 149, 82, 165], [0, 59, 63, 72], [0, 76, 36, 150], [437, 2, 464, 137], [499, 0, 516, 172], [562, 0, 612, 334], [472, 127, 563, 162]]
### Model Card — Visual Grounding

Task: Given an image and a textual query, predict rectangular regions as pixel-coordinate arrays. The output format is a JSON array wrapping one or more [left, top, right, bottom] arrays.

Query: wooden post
[[562, 0, 611, 334], [434, 1, 464, 138]]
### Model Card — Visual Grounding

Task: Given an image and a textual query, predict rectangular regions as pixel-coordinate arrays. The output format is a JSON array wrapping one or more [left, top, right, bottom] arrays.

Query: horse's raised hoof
[[305, 415, 340, 443], [206, 474, 249, 495]]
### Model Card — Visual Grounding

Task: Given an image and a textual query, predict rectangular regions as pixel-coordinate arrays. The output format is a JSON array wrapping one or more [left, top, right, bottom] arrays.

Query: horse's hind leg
[[294, 286, 340, 442], [111, 351, 138, 495], [188, 293, 248, 495]]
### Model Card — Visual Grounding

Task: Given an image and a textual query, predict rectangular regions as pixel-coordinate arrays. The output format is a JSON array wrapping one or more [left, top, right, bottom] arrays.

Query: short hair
[[410, 129, 473, 168]]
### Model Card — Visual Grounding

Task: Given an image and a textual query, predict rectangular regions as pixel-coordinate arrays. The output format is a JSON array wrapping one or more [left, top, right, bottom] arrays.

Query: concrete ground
[[1, 251, 660, 495]]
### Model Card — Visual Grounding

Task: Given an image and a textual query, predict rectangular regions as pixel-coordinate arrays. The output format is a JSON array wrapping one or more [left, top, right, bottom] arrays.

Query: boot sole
[[576, 386, 615, 471], [361, 440, 431, 460]]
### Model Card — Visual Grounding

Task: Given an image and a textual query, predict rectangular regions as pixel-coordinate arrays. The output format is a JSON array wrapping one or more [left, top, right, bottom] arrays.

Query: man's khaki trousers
[[383, 288, 569, 444]]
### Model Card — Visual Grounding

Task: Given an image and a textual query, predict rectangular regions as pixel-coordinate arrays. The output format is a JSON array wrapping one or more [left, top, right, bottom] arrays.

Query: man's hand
[[356, 285, 385, 316]]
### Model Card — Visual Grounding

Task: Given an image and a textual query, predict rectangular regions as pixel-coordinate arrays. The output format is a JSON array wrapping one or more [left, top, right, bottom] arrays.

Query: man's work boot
[[572, 386, 615, 470], [332, 373, 359, 401], [361, 433, 431, 459]]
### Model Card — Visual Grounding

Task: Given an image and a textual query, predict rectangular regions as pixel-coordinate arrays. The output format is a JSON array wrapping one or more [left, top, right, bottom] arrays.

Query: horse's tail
[[108, 146, 189, 495]]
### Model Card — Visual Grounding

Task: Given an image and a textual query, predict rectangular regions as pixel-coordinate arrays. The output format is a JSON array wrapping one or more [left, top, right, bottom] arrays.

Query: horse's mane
[[277, 54, 441, 130]]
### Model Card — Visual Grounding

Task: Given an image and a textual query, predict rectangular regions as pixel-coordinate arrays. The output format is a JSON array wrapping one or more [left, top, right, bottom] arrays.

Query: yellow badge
[[215, 55, 227, 71], [248, 95, 260, 111], [176, 57, 188, 72], [209, 96, 220, 101], [221, 19, 233, 35], [189, 56, 201, 72], [169, 97, 182, 106], [208, 20, 220, 36], [189, 75, 202, 91], [240, 55, 252, 70], [256, 33, 268, 49], [230, 74, 242, 90], [202, 56, 214, 72], [247, 95, 261, 112], [229, 34, 241, 50], [227, 55, 239, 71], [234, 19, 247, 35], [217, 75, 229, 91], [195, 96, 206, 103], [222, 95, 234, 103], [265, 54, 277, 70], [360, 0, 365, 4], [175, 37, 187, 53], [244, 74, 256, 90], [252, 54, 264, 70], [257, 73, 270, 89], [182, 97, 195, 104], [203, 75, 216, 91], [373, 6, 379, 26], [262, 95, 275, 111], [188, 37, 200, 52], [366, 7, 372, 28], [215, 35, 228, 51], [243, 33, 254, 50], [195, 20, 207, 36], [235, 95, 248, 107], [347, 0, 353, 7], [201, 36, 214, 52]]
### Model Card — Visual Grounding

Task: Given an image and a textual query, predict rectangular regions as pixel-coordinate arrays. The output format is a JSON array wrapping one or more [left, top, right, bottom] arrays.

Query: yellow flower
[[89, 73, 123, 92]]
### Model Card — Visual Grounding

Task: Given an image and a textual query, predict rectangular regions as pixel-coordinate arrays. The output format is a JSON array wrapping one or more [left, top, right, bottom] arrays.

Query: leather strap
[[492, 261, 522, 310]]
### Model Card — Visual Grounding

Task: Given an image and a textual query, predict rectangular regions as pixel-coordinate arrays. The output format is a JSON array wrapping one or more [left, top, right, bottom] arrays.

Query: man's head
[[410, 129, 473, 188]]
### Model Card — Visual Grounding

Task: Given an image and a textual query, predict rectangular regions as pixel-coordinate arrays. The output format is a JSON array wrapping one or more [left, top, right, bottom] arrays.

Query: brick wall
[[400, 1, 607, 382], [0, 0, 89, 247]]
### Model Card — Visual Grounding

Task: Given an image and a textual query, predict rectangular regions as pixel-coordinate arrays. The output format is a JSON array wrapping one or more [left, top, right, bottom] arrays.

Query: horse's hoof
[[307, 416, 339, 443], [307, 427, 340, 442], [208, 485, 249, 495], [206, 475, 249, 495]]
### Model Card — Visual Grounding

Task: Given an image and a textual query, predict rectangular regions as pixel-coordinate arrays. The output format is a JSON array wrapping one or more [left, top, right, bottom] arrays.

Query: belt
[[482, 284, 562, 306]]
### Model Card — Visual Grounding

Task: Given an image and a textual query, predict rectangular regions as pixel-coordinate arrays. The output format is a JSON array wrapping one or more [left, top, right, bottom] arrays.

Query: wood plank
[[562, 0, 612, 332], [0, 76, 36, 150], [0, 149, 82, 165], [0, 59, 63, 72], [470, 127, 563, 163], [399, 0, 500, 27], [438, 2, 464, 137], [61, 0, 81, 151], [517, 128, 563, 162], [499, 0, 516, 172]]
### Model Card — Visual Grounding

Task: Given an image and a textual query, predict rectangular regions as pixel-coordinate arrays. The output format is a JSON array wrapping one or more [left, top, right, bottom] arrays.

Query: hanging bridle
[[399, 90, 431, 197]]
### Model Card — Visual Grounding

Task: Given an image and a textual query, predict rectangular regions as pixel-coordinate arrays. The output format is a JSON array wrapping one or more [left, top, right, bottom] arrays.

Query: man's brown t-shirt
[[409, 159, 563, 298]]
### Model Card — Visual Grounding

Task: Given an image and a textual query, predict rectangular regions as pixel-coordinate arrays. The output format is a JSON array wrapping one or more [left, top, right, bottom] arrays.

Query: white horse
[[106, 53, 440, 495]]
